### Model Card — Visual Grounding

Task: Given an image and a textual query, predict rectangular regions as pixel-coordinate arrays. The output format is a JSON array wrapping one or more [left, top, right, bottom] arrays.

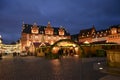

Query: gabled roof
[[22, 24, 70, 36], [96, 28, 110, 34], [109, 24, 120, 28], [33, 42, 40, 48], [79, 27, 95, 36], [22, 24, 32, 33]]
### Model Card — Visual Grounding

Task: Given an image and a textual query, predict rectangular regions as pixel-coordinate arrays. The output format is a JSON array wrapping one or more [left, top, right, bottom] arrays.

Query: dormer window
[[111, 28, 117, 34], [45, 22, 54, 35], [32, 29, 39, 34], [35, 35, 38, 39], [31, 23, 39, 34], [58, 26, 64, 36], [118, 28, 120, 33], [45, 29, 53, 35]]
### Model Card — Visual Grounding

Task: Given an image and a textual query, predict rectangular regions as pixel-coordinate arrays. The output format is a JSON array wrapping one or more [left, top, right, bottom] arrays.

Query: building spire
[[47, 21, 51, 27], [22, 21, 25, 32], [48, 21, 50, 24], [60, 25, 64, 28], [33, 22, 37, 26]]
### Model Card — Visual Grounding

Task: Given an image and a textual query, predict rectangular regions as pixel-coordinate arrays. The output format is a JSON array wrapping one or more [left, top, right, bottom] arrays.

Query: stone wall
[[107, 50, 120, 68]]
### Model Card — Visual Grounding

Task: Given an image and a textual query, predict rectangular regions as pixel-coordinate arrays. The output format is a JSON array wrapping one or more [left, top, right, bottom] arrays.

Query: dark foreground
[[0, 56, 107, 80]]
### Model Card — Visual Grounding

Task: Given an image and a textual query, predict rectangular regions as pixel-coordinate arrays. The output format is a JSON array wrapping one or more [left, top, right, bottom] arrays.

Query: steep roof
[[79, 27, 95, 36], [22, 24, 70, 36], [22, 24, 32, 33], [109, 24, 120, 28]]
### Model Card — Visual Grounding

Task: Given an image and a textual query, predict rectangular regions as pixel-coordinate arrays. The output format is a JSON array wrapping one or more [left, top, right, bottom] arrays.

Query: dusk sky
[[0, 0, 120, 43]]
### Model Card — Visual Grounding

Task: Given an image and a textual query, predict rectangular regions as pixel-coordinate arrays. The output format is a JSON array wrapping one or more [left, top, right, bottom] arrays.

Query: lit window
[[104, 34, 106, 36], [118, 29, 120, 32], [35, 36, 38, 39], [48, 37, 50, 39]]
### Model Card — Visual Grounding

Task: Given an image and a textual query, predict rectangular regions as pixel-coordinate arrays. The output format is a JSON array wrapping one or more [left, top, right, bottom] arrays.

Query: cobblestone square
[[0, 56, 107, 80]]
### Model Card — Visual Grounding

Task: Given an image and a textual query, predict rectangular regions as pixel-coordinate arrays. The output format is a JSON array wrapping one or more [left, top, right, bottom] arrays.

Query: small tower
[[22, 21, 25, 32], [47, 21, 51, 28], [91, 25, 96, 34]]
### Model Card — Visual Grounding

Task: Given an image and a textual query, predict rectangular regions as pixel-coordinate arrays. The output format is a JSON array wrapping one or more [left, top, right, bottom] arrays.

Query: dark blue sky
[[0, 0, 120, 43]]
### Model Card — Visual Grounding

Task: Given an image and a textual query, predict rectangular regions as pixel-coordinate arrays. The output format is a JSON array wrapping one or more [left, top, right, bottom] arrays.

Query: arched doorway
[[50, 39, 83, 57]]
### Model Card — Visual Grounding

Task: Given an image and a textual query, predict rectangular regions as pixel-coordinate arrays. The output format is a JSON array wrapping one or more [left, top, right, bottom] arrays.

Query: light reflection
[[51, 59, 61, 66], [99, 67, 103, 70], [50, 59, 61, 77]]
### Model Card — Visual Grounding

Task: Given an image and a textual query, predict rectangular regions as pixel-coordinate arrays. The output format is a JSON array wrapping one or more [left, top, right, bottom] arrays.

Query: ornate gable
[[58, 26, 64, 36], [45, 22, 54, 35], [31, 23, 39, 34]]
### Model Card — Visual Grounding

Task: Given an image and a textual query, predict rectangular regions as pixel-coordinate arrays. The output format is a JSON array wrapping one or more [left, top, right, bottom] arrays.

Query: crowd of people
[[58, 48, 76, 57]]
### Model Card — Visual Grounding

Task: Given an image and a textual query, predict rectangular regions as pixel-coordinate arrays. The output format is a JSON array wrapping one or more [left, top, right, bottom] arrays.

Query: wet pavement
[[0, 56, 107, 80]]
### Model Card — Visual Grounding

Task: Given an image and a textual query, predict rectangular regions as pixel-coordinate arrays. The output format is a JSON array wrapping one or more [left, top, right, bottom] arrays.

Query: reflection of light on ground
[[51, 59, 61, 66], [99, 67, 103, 70], [62, 56, 66, 58], [97, 62, 101, 65], [50, 59, 61, 76]]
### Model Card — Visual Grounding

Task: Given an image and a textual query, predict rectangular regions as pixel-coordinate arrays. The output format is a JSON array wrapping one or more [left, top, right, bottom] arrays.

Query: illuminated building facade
[[21, 22, 70, 53], [107, 25, 120, 44], [79, 26, 96, 43], [0, 35, 20, 54], [78, 25, 120, 44], [2, 43, 20, 54]]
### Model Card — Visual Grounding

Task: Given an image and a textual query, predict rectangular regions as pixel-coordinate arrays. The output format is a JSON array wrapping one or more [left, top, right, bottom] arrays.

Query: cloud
[[0, 0, 120, 43]]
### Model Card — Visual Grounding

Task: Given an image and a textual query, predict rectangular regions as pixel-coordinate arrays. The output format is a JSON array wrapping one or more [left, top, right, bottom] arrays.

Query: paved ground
[[0, 56, 108, 80], [99, 75, 120, 80]]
